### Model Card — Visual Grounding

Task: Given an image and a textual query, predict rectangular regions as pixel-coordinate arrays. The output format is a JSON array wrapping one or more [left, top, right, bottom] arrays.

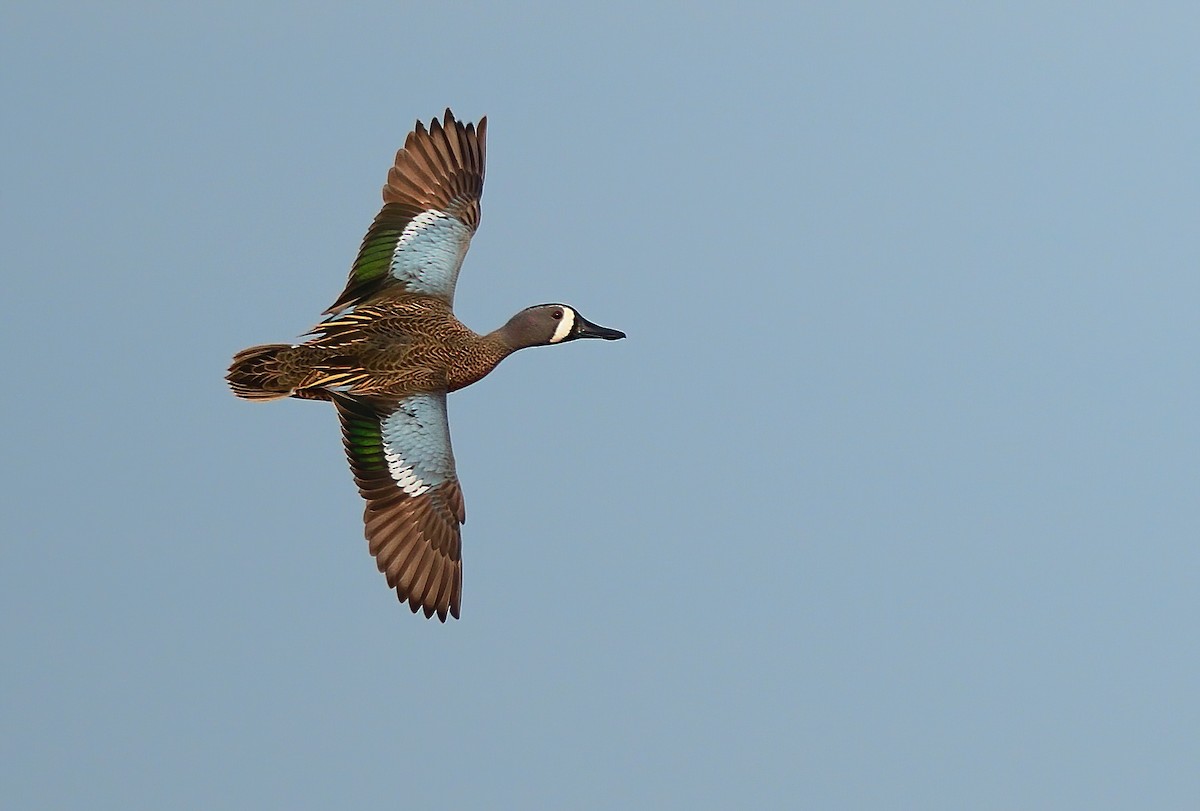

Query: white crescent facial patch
[[549, 307, 576, 344]]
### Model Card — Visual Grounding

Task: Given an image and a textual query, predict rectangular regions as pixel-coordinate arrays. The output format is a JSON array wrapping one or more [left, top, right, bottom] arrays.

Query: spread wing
[[333, 392, 466, 620], [327, 109, 487, 315]]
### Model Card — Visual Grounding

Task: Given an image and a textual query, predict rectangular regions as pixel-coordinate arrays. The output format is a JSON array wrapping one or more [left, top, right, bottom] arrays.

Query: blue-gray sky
[[3, 3, 1198, 808]]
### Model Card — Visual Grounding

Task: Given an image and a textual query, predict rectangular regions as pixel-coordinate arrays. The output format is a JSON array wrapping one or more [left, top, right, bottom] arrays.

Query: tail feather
[[227, 344, 296, 401]]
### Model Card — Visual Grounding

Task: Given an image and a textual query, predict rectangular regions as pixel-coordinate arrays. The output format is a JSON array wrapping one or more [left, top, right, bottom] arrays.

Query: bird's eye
[[551, 310, 562, 320]]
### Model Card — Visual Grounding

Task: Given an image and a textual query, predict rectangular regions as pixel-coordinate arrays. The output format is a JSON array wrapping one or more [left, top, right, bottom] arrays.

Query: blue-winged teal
[[227, 110, 623, 621]]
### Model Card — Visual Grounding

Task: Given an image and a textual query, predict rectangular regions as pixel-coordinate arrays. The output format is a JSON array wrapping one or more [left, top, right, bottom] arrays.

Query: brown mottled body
[[298, 292, 515, 397], [230, 292, 516, 401]]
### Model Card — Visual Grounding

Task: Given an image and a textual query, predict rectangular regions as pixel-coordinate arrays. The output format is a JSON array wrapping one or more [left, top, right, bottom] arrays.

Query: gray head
[[499, 304, 625, 350]]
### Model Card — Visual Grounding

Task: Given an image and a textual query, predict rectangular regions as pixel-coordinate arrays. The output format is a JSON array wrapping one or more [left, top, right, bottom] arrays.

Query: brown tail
[[227, 344, 296, 401]]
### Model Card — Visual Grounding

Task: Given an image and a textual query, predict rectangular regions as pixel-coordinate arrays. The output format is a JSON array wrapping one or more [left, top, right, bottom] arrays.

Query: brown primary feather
[[382, 109, 485, 229], [391, 111, 485, 227]]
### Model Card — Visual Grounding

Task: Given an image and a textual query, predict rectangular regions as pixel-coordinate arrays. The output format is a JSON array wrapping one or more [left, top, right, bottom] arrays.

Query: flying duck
[[227, 109, 624, 621]]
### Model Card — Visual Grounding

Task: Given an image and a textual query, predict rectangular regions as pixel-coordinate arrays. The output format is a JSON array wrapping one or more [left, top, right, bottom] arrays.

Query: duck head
[[499, 304, 625, 350]]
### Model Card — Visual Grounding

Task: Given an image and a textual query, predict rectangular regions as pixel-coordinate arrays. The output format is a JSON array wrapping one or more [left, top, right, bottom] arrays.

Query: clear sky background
[[3, 3, 1198, 809]]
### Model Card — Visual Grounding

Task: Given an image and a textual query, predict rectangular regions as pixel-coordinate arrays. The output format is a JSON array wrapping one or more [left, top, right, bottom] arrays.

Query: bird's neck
[[445, 333, 515, 392]]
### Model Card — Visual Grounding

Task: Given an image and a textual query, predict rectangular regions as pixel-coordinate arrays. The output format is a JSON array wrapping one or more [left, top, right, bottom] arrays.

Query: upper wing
[[333, 392, 466, 620], [326, 109, 487, 315]]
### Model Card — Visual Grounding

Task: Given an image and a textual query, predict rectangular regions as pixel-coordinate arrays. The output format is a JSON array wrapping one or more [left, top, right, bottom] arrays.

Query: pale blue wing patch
[[390, 211, 473, 303], [380, 393, 456, 497]]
